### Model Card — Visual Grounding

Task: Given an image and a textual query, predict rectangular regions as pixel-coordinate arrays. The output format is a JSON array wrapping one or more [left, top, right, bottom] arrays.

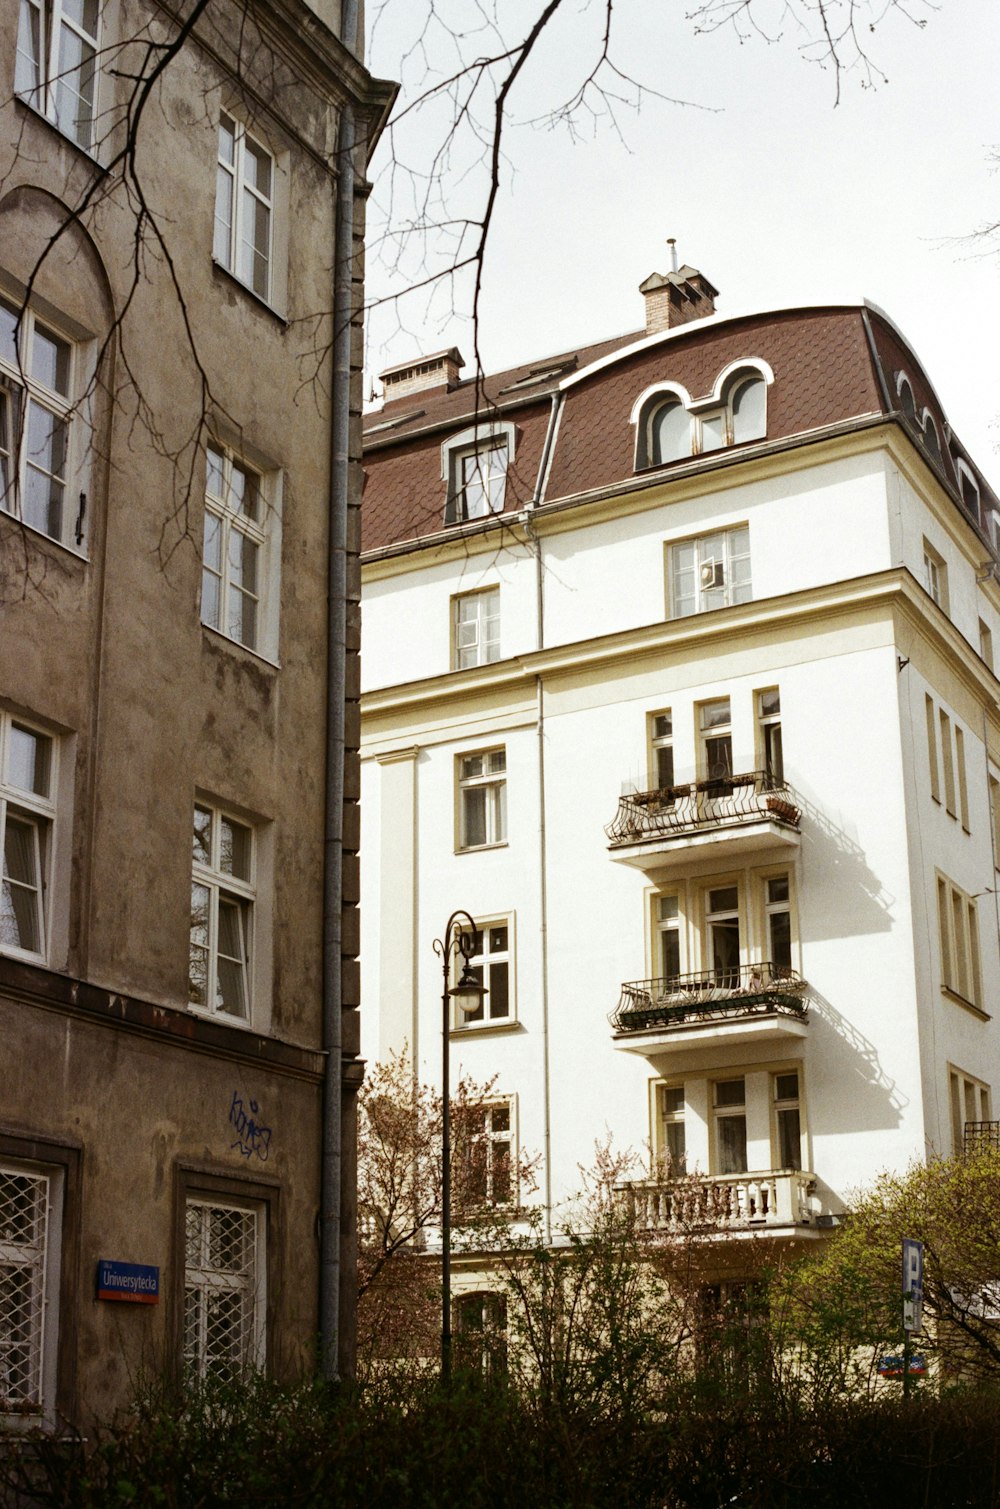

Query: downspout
[[321, 0, 360, 1380]]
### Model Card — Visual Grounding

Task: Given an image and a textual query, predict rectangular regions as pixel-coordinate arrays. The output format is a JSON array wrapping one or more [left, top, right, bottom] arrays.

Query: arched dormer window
[[650, 398, 691, 465], [920, 410, 941, 462], [633, 360, 771, 472], [730, 373, 767, 444], [896, 372, 917, 421]]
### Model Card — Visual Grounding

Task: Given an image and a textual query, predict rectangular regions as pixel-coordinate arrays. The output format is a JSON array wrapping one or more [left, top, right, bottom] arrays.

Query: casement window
[[457, 748, 506, 850], [0, 1161, 58, 1418], [462, 1103, 513, 1206], [897, 373, 917, 422], [705, 885, 741, 987], [764, 875, 792, 975], [979, 619, 993, 672], [214, 113, 273, 301], [452, 589, 500, 670], [456, 919, 512, 1028], [446, 440, 508, 524], [657, 1083, 686, 1174], [201, 444, 269, 653], [957, 461, 981, 516], [949, 1068, 991, 1155], [756, 689, 783, 784], [640, 367, 768, 468], [936, 874, 982, 1009], [183, 1198, 265, 1379], [189, 803, 255, 1021], [1, 715, 55, 963], [926, 697, 969, 829], [922, 539, 948, 611], [713, 1078, 748, 1175], [990, 775, 1000, 870], [0, 299, 86, 550], [650, 710, 674, 790], [15, 0, 100, 151], [656, 894, 681, 983], [698, 699, 733, 784], [669, 527, 751, 618], [772, 1071, 802, 1170], [454, 1291, 507, 1378]]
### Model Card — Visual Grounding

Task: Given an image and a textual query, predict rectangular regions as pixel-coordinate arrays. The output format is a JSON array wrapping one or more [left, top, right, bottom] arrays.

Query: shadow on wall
[[795, 786, 896, 942]]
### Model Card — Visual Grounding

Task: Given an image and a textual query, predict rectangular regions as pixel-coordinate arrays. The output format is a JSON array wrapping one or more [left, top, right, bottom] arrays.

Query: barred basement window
[[184, 1199, 264, 1379], [0, 1165, 51, 1414]]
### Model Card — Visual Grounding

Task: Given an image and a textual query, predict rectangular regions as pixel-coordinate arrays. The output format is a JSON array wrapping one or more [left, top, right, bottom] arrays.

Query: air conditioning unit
[[700, 559, 725, 591]]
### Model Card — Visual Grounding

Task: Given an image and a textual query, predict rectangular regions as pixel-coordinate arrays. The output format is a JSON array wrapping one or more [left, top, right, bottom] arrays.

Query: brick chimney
[[639, 247, 718, 335], [379, 347, 464, 403]]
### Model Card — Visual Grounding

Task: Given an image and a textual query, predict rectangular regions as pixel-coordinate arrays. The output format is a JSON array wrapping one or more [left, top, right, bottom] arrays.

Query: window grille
[[184, 1200, 262, 1379], [0, 1167, 49, 1410]]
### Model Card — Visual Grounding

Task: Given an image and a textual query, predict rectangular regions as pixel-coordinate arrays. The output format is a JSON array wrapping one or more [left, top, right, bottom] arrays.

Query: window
[[669, 527, 751, 618], [214, 113, 273, 301], [949, 1069, 991, 1155], [980, 619, 993, 672], [927, 698, 968, 828], [650, 710, 674, 789], [0, 299, 85, 549], [897, 373, 917, 421], [955, 725, 970, 832], [458, 748, 506, 850], [452, 589, 500, 670], [189, 803, 255, 1020], [936, 874, 982, 1009], [454, 1291, 507, 1378], [757, 689, 783, 784], [705, 885, 740, 987], [922, 539, 948, 611], [656, 894, 681, 983], [939, 708, 957, 818], [764, 875, 792, 975], [650, 398, 690, 464], [658, 1083, 686, 1174], [699, 698, 733, 785], [773, 1071, 802, 1170], [201, 444, 268, 652], [925, 696, 940, 804], [446, 440, 508, 524], [16, 0, 100, 151], [462, 1103, 513, 1206], [1, 715, 55, 962], [456, 920, 512, 1027], [713, 1078, 747, 1175], [639, 366, 768, 468], [957, 461, 981, 516], [0, 1162, 56, 1416], [990, 775, 1000, 869], [184, 1198, 264, 1379]]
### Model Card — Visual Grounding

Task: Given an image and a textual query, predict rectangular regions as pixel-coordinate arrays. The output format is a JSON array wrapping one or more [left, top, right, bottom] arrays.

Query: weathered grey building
[[0, 0, 392, 1427]]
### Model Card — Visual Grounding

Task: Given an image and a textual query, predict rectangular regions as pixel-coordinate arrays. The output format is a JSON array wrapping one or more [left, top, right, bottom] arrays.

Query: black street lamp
[[434, 909, 486, 1381]]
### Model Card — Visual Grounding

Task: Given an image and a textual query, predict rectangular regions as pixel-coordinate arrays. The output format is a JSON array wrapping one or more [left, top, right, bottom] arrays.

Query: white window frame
[[979, 618, 993, 672], [712, 1077, 748, 1176], [457, 747, 507, 851], [0, 1159, 62, 1423], [455, 915, 514, 1030], [922, 538, 949, 612], [756, 688, 783, 785], [462, 1100, 515, 1208], [16, 0, 101, 152], [668, 527, 751, 618], [0, 299, 87, 552], [452, 588, 500, 670], [650, 709, 674, 790], [1, 713, 56, 964], [189, 802, 256, 1022], [442, 422, 515, 525], [183, 1197, 265, 1379], [657, 1081, 687, 1175], [453, 1290, 507, 1377], [201, 442, 273, 657], [772, 1069, 803, 1171], [936, 873, 982, 1011], [214, 112, 274, 302], [949, 1067, 991, 1155]]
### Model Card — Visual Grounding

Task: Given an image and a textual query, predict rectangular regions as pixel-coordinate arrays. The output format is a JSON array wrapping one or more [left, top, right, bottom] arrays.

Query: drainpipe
[[320, 0, 360, 1380]]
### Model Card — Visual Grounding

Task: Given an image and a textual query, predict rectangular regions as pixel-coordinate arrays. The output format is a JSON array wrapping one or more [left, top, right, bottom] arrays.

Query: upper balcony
[[620, 1168, 821, 1236], [605, 771, 801, 874], [611, 962, 808, 1054]]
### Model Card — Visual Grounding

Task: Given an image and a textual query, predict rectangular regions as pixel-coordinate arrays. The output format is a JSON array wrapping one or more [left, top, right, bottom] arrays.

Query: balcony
[[605, 771, 800, 873], [611, 963, 808, 1054], [620, 1169, 818, 1234]]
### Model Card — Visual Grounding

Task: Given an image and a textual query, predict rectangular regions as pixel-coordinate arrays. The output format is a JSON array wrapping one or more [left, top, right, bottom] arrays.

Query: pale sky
[[365, 0, 1000, 484]]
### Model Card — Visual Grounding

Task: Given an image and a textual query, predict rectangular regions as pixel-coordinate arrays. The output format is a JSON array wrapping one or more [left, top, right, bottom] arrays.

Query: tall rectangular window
[[650, 710, 674, 790], [980, 619, 994, 671], [764, 874, 792, 975], [1, 715, 55, 963], [922, 539, 948, 610], [0, 1163, 53, 1415], [453, 589, 500, 670], [201, 444, 269, 652], [705, 885, 740, 986], [950, 1069, 991, 1154], [937, 874, 982, 1009], [189, 804, 255, 1020], [462, 1103, 513, 1207], [657, 894, 681, 982], [773, 1072, 802, 1170], [184, 1199, 264, 1379], [669, 526, 751, 618], [658, 1084, 686, 1174], [757, 689, 783, 784], [446, 440, 508, 524], [990, 775, 1000, 869], [214, 114, 273, 301], [458, 748, 506, 850], [713, 1078, 748, 1175], [457, 920, 512, 1027], [939, 709, 957, 818], [925, 695, 940, 803], [16, 0, 100, 151], [699, 698, 733, 785], [955, 726, 970, 832]]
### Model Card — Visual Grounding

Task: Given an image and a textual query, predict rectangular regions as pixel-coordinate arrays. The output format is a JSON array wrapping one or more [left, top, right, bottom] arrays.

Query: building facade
[[1, 0, 392, 1427], [360, 262, 1000, 1288]]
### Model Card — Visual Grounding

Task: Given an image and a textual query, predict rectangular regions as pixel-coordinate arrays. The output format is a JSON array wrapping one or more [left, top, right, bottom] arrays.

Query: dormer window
[[635, 362, 770, 470], [442, 422, 515, 526]]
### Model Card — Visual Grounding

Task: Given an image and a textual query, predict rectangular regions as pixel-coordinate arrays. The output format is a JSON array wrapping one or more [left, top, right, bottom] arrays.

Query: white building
[[360, 263, 1000, 1265]]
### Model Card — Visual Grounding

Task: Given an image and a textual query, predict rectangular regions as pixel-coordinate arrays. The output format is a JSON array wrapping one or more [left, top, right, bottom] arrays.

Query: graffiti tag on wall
[[229, 1090, 272, 1161]]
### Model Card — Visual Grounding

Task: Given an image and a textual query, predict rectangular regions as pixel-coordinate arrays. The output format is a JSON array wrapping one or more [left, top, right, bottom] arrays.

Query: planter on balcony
[[606, 772, 801, 848], [611, 963, 808, 1033]]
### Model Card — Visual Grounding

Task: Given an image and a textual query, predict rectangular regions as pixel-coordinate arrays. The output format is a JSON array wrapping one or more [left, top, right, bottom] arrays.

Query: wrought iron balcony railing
[[620, 1169, 817, 1232], [605, 771, 800, 847], [611, 962, 808, 1033]]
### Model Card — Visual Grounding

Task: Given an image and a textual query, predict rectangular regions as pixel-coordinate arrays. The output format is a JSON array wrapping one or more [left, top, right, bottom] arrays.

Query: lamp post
[[434, 910, 487, 1382]]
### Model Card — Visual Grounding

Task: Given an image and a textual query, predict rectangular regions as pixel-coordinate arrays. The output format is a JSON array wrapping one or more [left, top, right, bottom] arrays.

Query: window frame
[[459, 1099, 516, 1208], [453, 1290, 507, 1378], [456, 746, 507, 852], [936, 872, 983, 1012], [756, 688, 783, 785], [453, 914, 515, 1031], [922, 538, 949, 612], [649, 708, 674, 791], [182, 1194, 267, 1381], [442, 423, 515, 525], [667, 526, 752, 619], [16, 0, 101, 153], [189, 801, 257, 1023], [214, 111, 275, 304], [452, 587, 500, 671], [201, 440, 277, 659], [949, 1067, 991, 1155], [1, 712, 57, 965], [656, 1080, 687, 1175]]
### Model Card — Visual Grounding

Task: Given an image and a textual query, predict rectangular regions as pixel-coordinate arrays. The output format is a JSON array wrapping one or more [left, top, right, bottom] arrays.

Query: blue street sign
[[96, 1260, 160, 1305]]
